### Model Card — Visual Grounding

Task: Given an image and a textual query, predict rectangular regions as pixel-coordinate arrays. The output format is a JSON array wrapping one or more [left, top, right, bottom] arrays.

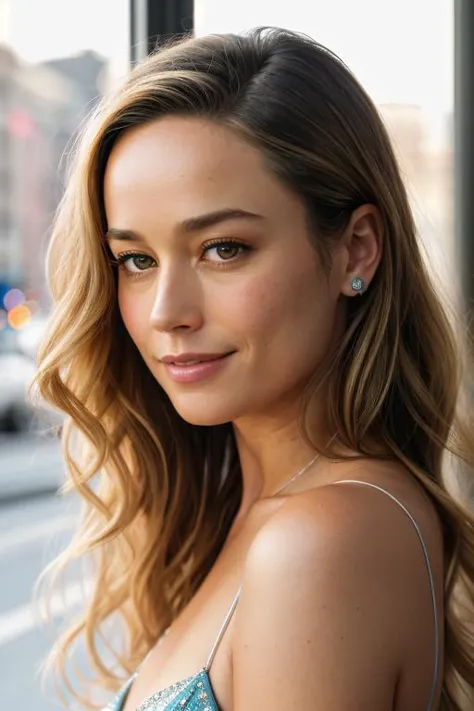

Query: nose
[[149, 265, 203, 333]]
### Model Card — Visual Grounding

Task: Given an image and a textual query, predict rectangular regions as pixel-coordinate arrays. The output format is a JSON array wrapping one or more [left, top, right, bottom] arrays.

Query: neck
[[232, 400, 333, 513]]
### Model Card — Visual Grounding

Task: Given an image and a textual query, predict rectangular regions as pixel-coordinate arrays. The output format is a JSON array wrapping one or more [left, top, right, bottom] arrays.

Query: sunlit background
[[0, 0, 456, 344], [0, 1, 457, 708]]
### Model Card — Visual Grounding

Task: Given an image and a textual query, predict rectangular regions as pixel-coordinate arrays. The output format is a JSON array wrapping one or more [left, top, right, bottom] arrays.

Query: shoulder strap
[[205, 584, 243, 672], [331, 479, 440, 711]]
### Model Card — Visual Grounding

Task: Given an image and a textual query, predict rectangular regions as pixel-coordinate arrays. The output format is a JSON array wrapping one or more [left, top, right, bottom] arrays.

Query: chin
[[181, 412, 231, 427], [167, 392, 239, 427], [175, 407, 233, 427]]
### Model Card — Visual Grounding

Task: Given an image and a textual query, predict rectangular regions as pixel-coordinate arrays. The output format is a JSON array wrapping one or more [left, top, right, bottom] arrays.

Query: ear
[[339, 204, 383, 298]]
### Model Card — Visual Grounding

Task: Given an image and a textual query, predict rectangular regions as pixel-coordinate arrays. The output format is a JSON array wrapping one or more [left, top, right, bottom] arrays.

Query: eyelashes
[[113, 252, 155, 275], [109, 238, 252, 279]]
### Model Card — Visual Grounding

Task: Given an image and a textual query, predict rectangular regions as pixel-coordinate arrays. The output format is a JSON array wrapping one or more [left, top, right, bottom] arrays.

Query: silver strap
[[205, 583, 243, 671], [331, 479, 440, 711]]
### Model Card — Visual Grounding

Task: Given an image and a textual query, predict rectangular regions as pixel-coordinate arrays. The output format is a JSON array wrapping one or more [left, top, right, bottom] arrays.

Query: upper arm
[[231, 487, 413, 711]]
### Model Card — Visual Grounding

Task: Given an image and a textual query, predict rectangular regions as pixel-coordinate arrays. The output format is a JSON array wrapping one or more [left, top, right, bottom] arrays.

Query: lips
[[160, 352, 233, 365], [160, 352, 234, 384], [164, 358, 205, 366]]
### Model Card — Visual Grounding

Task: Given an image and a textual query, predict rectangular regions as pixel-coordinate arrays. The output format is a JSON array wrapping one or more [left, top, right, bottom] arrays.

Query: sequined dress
[[104, 583, 242, 711], [103, 480, 440, 711]]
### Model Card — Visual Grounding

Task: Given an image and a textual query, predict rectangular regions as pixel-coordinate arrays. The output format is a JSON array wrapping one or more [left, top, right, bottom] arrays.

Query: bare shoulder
[[231, 462, 441, 710], [243, 459, 444, 607], [244, 469, 426, 594]]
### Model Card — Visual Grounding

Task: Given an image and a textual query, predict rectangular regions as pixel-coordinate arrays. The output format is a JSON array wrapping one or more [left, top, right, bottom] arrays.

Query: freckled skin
[[104, 116, 348, 428], [103, 116, 438, 711]]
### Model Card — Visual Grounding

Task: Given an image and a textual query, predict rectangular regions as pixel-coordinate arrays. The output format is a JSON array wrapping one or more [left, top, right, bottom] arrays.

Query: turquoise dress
[[103, 480, 440, 711], [106, 668, 220, 711], [104, 584, 242, 711]]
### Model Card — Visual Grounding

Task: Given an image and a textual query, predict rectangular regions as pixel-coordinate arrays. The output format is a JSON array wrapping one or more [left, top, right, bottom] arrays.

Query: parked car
[[0, 323, 63, 434], [0, 349, 37, 432]]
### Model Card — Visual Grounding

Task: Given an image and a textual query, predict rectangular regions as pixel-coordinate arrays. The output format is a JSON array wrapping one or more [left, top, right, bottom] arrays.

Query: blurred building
[[0, 44, 106, 308], [379, 103, 455, 295], [379, 103, 428, 186]]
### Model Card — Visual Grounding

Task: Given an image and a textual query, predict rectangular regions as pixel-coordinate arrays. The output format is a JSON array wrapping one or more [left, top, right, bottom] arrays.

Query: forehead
[[103, 116, 303, 226]]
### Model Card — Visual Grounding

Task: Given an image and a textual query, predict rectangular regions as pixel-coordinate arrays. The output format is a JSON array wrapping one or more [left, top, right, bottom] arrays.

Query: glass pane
[[0, 2, 129, 709], [196, 1, 455, 296]]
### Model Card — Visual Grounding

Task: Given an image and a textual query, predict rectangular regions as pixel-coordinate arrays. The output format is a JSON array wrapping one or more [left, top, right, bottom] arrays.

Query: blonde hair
[[34, 27, 474, 709]]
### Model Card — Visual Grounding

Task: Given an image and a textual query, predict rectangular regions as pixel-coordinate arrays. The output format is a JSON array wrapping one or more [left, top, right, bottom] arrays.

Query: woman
[[34, 27, 474, 711]]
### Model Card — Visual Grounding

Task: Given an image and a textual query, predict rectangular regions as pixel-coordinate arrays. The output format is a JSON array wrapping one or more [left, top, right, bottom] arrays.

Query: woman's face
[[104, 116, 347, 426]]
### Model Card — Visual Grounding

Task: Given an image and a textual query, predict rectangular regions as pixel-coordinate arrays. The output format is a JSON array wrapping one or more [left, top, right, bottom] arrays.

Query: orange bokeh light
[[7, 304, 31, 330]]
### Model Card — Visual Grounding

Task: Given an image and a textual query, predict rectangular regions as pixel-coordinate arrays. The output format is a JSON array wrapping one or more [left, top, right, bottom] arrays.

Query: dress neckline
[[111, 479, 440, 711], [117, 666, 220, 710], [113, 584, 243, 711]]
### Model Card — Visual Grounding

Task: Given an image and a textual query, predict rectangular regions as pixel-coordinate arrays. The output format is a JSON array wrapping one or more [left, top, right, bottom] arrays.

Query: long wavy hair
[[33, 27, 474, 710]]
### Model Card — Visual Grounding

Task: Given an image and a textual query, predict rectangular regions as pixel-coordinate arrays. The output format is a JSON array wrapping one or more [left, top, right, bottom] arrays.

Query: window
[[0, 2, 130, 708], [195, 0, 455, 295]]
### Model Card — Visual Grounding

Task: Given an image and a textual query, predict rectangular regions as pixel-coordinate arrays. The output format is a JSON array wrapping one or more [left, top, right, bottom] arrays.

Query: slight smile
[[159, 352, 235, 383]]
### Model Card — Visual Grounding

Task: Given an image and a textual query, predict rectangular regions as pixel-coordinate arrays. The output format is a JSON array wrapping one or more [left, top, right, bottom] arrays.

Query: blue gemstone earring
[[350, 276, 366, 295]]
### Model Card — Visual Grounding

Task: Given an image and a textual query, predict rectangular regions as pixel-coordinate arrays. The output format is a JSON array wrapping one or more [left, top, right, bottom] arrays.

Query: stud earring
[[350, 276, 366, 295]]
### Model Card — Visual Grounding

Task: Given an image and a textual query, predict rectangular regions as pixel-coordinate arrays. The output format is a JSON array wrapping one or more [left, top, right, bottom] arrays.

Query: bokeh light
[[4, 288, 26, 311], [7, 109, 34, 139], [0, 283, 9, 305], [7, 304, 31, 330]]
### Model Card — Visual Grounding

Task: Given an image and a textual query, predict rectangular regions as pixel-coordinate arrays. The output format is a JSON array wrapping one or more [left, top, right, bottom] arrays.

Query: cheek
[[235, 274, 334, 407], [117, 285, 149, 349], [230, 281, 281, 335], [228, 267, 330, 351]]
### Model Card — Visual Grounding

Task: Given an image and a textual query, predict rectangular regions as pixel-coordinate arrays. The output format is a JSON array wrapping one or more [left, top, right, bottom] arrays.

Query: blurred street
[[0, 433, 64, 503], [0, 491, 79, 708], [0, 434, 93, 709], [0, 433, 127, 709]]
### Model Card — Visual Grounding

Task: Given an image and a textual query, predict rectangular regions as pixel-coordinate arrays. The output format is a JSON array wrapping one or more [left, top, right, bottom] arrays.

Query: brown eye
[[203, 240, 249, 265], [115, 252, 157, 277], [127, 255, 154, 271], [215, 244, 240, 260]]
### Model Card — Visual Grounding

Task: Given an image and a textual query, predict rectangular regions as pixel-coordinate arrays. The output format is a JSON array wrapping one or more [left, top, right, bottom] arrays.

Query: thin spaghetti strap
[[204, 583, 243, 672], [331, 479, 440, 711]]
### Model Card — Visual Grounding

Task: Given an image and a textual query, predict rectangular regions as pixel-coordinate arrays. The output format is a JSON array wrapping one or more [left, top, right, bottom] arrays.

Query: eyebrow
[[105, 208, 264, 242]]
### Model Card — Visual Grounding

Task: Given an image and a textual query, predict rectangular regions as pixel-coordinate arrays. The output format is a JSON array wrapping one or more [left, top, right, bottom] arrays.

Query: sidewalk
[[0, 433, 65, 503]]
